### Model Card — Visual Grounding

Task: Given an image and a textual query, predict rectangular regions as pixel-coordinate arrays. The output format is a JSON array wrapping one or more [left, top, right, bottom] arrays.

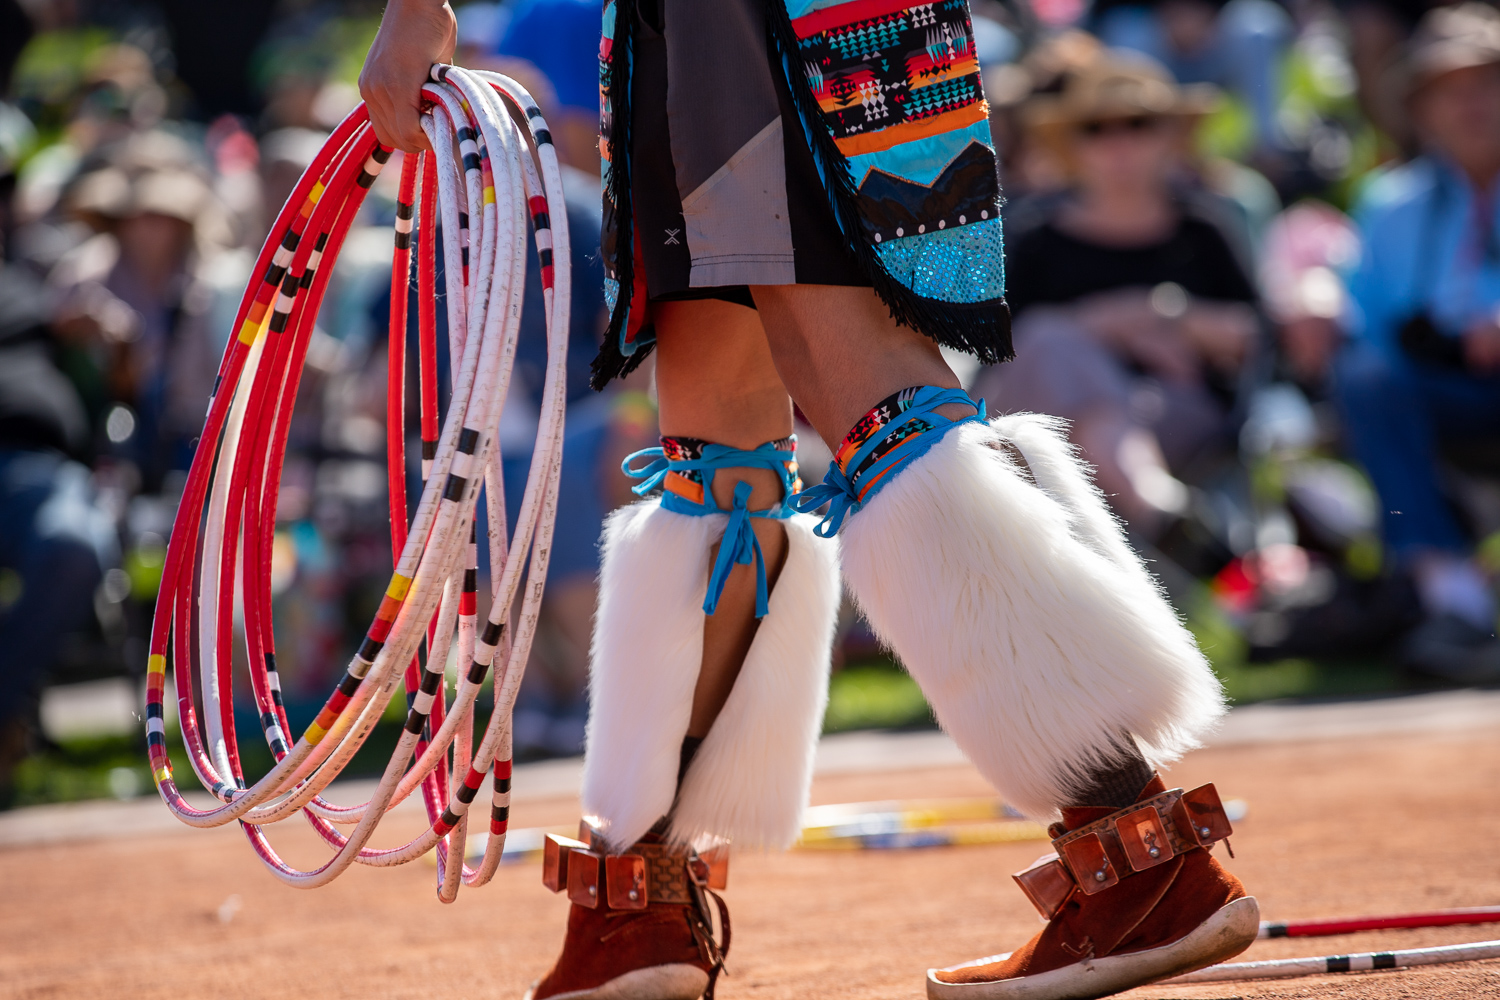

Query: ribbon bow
[[621, 450, 673, 497], [789, 463, 860, 538], [620, 440, 798, 618], [705, 480, 769, 617]]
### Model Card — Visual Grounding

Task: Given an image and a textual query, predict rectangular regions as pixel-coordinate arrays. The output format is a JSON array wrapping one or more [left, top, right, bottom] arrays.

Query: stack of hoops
[[144, 65, 570, 901]]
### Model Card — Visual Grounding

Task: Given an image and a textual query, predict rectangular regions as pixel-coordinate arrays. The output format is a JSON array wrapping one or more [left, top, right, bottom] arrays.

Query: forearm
[[1068, 291, 1158, 349], [1180, 301, 1256, 370]]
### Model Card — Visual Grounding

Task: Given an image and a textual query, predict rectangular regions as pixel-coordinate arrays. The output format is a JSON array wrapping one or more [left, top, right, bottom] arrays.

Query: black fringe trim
[[763, 2, 1012, 364], [590, 0, 656, 391], [590, 0, 1014, 389]]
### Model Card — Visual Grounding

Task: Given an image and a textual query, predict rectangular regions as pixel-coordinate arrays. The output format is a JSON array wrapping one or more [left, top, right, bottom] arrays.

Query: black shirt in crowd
[[1003, 198, 1258, 319]]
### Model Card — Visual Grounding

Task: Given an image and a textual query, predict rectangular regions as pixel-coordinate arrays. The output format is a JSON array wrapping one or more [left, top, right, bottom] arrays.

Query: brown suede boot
[[525, 829, 729, 1000], [927, 777, 1258, 1000]]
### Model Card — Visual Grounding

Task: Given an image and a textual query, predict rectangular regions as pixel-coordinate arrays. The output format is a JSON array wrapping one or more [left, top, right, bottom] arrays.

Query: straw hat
[[983, 30, 1105, 111], [1393, 2, 1500, 98], [65, 129, 218, 231], [1025, 52, 1218, 135], [68, 164, 214, 227]]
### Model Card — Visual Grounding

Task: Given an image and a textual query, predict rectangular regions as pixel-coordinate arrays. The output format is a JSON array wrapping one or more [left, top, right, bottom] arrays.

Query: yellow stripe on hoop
[[386, 573, 412, 601], [152, 765, 172, 785], [304, 721, 328, 745], [147, 653, 167, 675], [483, 186, 496, 205], [238, 306, 275, 347], [299, 181, 326, 218]]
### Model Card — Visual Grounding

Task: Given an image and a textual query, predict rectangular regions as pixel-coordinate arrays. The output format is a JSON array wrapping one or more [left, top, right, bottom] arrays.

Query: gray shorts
[[627, 0, 867, 301]]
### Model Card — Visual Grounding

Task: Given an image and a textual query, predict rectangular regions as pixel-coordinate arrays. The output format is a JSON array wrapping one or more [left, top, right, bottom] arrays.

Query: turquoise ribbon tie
[[789, 464, 859, 538], [621, 450, 672, 495], [704, 480, 770, 617], [621, 438, 798, 619]]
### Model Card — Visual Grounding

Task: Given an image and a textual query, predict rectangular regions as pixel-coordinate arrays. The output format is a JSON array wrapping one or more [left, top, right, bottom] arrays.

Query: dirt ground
[[2, 729, 1499, 1000]]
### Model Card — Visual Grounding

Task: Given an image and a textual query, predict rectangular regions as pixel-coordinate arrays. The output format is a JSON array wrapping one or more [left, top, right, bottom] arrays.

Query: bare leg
[[749, 283, 1212, 817], [750, 284, 974, 441], [536, 299, 841, 1000], [652, 298, 792, 738]]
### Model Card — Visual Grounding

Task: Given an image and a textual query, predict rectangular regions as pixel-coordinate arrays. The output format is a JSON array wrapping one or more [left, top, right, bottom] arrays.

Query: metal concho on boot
[[528, 434, 839, 999], [578, 434, 839, 854], [800, 387, 1252, 998], [527, 820, 731, 1000], [927, 774, 1254, 999], [545, 825, 730, 936], [1014, 783, 1235, 920]]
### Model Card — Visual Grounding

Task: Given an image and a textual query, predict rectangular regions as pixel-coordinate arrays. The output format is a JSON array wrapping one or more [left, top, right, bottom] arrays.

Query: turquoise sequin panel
[[873, 217, 1005, 303]]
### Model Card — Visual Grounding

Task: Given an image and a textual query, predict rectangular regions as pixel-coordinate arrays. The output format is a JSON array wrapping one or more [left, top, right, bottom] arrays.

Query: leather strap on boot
[[687, 868, 732, 1000], [541, 829, 732, 995], [1013, 783, 1234, 920], [541, 830, 729, 904]]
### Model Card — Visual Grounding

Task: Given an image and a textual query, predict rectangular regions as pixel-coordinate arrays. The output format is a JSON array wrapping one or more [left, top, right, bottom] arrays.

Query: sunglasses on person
[[1075, 116, 1160, 137]]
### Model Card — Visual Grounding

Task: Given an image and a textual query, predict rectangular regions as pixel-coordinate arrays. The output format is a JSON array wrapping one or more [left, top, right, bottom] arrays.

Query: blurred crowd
[[0, 0, 1497, 803]]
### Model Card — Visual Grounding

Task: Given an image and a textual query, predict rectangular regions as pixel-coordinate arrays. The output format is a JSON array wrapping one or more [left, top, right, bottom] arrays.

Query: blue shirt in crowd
[[495, 0, 601, 113], [1347, 157, 1500, 359]]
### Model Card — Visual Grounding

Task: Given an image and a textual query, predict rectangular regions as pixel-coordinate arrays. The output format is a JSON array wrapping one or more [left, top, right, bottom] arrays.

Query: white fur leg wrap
[[581, 500, 840, 851], [840, 414, 1225, 821]]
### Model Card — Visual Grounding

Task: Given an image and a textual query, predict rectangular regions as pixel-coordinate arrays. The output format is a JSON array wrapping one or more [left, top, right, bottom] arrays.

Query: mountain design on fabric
[[855, 140, 1000, 237]]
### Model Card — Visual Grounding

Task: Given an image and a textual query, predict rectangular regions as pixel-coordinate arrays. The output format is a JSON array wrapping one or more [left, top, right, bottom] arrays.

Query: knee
[[653, 298, 792, 448]]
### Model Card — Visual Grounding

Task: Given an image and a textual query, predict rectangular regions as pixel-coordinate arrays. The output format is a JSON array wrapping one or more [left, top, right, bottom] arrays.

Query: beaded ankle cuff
[[791, 385, 984, 536]]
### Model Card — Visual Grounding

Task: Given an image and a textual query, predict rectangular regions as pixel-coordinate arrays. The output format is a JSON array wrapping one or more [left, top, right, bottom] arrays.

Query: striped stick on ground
[[1167, 938, 1500, 983], [458, 800, 1051, 865], [1259, 905, 1500, 939]]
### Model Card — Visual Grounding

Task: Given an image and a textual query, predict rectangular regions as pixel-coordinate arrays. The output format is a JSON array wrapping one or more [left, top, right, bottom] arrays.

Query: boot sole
[[522, 964, 710, 1000], [926, 895, 1260, 1000]]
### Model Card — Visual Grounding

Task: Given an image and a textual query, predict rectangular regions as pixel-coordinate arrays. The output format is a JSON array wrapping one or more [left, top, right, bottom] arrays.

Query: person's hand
[[1071, 289, 1200, 382], [358, 0, 456, 152], [1072, 288, 1159, 344], [1463, 320, 1500, 373], [1125, 323, 1201, 382], [1179, 302, 1256, 374]]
